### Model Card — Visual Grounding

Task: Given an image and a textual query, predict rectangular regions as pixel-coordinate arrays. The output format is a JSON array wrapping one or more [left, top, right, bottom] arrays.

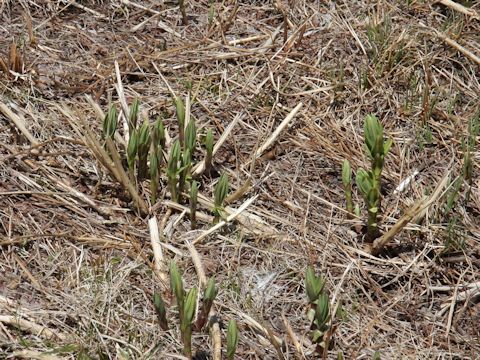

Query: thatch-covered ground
[[1, 0, 479, 359]]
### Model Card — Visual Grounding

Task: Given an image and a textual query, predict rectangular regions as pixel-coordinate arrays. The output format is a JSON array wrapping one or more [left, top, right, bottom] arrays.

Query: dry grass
[[1, 0, 479, 359]]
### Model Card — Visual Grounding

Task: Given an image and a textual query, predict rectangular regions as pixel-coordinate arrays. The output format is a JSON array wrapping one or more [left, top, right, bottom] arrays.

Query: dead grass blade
[[0, 102, 38, 145], [370, 170, 451, 255], [435, 0, 480, 20]]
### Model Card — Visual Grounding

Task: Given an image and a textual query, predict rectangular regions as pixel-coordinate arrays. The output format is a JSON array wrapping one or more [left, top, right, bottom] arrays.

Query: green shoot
[[102, 104, 117, 140], [128, 98, 139, 135], [167, 140, 181, 203], [189, 180, 198, 229], [150, 150, 160, 203], [226, 319, 239, 360], [170, 261, 185, 322], [181, 287, 198, 358], [154, 117, 166, 150], [463, 112, 479, 185], [185, 118, 196, 155], [356, 115, 392, 241], [195, 277, 217, 330], [342, 160, 353, 215], [305, 266, 331, 353], [153, 291, 169, 331], [179, 148, 192, 202], [127, 129, 138, 181], [305, 266, 325, 303], [150, 119, 164, 203], [213, 173, 229, 223], [137, 120, 151, 179], [174, 96, 186, 148], [205, 128, 214, 174]]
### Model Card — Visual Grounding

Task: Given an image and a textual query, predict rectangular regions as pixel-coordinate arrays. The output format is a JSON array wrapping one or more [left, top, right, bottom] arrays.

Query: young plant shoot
[[342, 159, 353, 215], [213, 172, 229, 223], [356, 114, 392, 241]]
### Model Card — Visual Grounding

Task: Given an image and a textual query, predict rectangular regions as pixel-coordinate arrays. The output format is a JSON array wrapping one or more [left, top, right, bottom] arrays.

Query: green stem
[[345, 184, 353, 215], [182, 325, 192, 358]]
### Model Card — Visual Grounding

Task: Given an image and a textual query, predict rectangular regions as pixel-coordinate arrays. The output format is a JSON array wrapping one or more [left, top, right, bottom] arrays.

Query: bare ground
[[1, 0, 480, 359]]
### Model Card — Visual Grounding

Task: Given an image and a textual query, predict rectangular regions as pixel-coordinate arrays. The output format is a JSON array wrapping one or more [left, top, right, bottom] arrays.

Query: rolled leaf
[[214, 173, 229, 208], [169, 261, 184, 316], [226, 319, 239, 360], [305, 266, 323, 303], [128, 98, 140, 133], [153, 291, 169, 331], [342, 160, 351, 187], [315, 293, 330, 330], [185, 118, 196, 154]]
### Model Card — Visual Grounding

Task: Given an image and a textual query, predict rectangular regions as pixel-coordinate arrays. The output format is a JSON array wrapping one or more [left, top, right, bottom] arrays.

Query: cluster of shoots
[[343, 115, 392, 241], [100, 96, 224, 225], [305, 266, 331, 352], [153, 262, 239, 359]]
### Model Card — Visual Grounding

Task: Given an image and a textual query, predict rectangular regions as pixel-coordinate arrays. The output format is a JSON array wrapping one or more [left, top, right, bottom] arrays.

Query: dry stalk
[[435, 0, 480, 20], [105, 138, 149, 215], [370, 170, 451, 255], [192, 196, 259, 245], [0, 102, 39, 146], [148, 216, 169, 289], [0, 315, 66, 341]]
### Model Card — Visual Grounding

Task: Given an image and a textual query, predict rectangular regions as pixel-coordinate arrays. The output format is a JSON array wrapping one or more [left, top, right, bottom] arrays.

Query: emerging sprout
[[127, 129, 138, 180], [195, 277, 217, 330], [150, 150, 160, 203], [128, 98, 140, 134], [153, 291, 169, 331], [189, 180, 199, 229], [185, 118, 196, 155], [169, 261, 185, 320], [102, 104, 118, 139], [226, 319, 239, 360], [356, 115, 392, 241], [174, 96, 186, 147], [342, 160, 353, 215], [137, 120, 151, 179], [167, 140, 181, 203], [205, 128, 214, 174], [213, 172, 229, 223], [181, 287, 198, 358], [305, 266, 325, 303]]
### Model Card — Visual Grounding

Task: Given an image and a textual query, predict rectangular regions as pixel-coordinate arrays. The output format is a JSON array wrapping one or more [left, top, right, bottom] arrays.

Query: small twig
[[254, 103, 303, 159], [229, 309, 284, 348], [162, 200, 214, 224], [435, 0, 480, 20], [281, 312, 305, 358], [192, 196, 258, 245]]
